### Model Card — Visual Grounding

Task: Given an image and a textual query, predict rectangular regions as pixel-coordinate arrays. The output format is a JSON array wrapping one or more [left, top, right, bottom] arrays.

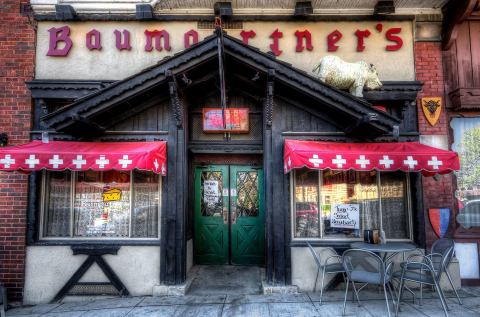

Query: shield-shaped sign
[[421, 97, 442, 126], [428, 208, 450, 238]]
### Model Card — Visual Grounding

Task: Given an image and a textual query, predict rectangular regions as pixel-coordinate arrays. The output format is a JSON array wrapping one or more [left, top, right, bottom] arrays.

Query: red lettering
[[114, 30, 132, 51], [354, 29, 371, 52], [86, 29, 101, 50], [375, 23, 383, 32], [385, 27, 403, 51], [327, 30, 342, 52], [47, 26, 73, 56], [269, 29, 283, 56], [184, 29, 199, 49], [145, 30, 171, 52], [294, 30, 313, 52], [240, 30, 256, 45]]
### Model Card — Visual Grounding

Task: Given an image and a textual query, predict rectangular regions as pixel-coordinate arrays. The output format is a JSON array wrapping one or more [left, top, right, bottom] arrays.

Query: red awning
[[284, 139, 460, 176], [0, 141, 167, 175]]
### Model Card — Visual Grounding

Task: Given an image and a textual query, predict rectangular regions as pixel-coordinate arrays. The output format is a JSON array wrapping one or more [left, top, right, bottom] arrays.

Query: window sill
[[28, 239, 161, 247], [290, 239, 414, 248]]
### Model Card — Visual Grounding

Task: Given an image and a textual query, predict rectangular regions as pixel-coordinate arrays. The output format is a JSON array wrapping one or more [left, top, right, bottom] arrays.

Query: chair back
[[431, 238, 455, 279], [342, 249, 386, 284], [306, 242, 322, 268]]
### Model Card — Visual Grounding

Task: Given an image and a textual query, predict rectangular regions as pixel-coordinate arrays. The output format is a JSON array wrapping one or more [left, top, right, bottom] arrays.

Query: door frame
[[193, 164, 265, 265]]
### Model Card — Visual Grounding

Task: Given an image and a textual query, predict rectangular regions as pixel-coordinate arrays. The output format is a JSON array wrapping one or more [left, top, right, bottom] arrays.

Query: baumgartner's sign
[[35, 21, 414, 81]]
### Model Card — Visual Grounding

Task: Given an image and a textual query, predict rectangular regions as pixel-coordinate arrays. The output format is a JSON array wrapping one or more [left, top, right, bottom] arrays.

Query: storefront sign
[[330, 204, 360, 229], [203, 108, 249, 133], [35, 21, 414, 81], [204, 180, 220, 206]]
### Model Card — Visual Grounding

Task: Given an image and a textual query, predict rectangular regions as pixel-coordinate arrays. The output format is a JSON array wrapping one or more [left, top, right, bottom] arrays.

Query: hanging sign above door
[[203, 108, 249, 133]]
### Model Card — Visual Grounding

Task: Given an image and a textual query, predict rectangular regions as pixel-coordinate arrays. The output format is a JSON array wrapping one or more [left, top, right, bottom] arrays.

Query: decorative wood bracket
[[51, 246, 129, 303], [265, 69, 275, 128], [167, 71, 184, 128]]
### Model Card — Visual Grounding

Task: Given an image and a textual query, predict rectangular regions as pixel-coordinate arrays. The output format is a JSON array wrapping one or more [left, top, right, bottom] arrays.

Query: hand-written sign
[[204, 180, 220, 207], [330, 204, 360, 229], [203, 108, 249, 133]]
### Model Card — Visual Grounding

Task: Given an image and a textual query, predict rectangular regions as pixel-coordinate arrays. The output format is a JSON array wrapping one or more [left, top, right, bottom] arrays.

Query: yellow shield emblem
[[421, 97, 442, 126]]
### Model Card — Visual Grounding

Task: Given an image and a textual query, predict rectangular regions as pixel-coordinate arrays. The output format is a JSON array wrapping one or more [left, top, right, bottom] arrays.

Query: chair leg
[[383, 284, 391, 317], [445, 269, 462, 305], [319, 267, 326, 304], [419, 283, 423, 306], [343, 277, 349, 316], [387, 282, 397, 310], [0, 304, 4, 317], [433, 280, 449, 317], [436, 281, 450, 311], [395, 278, 405, 317], [313, 267, 320, 293], [350, 281, 362, 306]]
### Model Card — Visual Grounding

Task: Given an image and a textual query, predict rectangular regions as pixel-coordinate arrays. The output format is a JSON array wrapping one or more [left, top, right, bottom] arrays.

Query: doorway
[[194, 165, 265, 265]]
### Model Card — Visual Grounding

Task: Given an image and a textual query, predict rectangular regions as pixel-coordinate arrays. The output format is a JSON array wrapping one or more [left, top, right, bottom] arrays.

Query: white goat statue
[[312, 55, 382, 98]]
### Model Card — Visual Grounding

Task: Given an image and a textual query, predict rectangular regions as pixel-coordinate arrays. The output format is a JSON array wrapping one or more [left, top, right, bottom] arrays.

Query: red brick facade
[[0, 1, 35, 302], [414, 41, 456, 248]]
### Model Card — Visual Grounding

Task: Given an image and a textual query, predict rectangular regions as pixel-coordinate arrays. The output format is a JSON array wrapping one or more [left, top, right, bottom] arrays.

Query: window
[[292, 169, 411, 240], [42, 170, 160, 239]]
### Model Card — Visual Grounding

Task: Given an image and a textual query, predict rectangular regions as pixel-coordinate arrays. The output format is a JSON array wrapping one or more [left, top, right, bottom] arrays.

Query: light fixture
[[55, 4, 76, 20], [136, 4, 153, 20], [214, 2, 233, 17], [374, 1, 395, 15], [294, 1, 313, 16], [0, 133, 8, 147]]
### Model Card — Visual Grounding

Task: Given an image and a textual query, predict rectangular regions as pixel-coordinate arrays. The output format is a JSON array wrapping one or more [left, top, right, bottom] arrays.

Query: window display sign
[[330, 204, 360, 229], [203, 108, 249, 133]]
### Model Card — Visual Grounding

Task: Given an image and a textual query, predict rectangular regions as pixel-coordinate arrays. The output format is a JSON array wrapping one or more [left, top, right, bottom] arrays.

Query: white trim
[[30, 1, 442, 16]]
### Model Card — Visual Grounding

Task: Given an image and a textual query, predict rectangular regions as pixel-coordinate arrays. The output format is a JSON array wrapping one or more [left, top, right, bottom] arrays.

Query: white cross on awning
[[118, 155, 132, 168], [427, 156, 443, 170], [332, 155, 346, 168], [72, 155, 87, 169], [355, 155, 370, 168], [25, 154, 39, 168], [96, 155, 109, 168], [308, 154, 323, 167], [379, 155, 394, 168], [403, 156, 418, 169], [49, 155, 63, 168], [0, 155, 15, 168]]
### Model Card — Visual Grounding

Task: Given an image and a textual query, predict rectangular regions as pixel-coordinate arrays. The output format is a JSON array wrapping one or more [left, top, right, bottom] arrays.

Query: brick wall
[[0, 1, 35, 302], [415, 42, 456, 248]]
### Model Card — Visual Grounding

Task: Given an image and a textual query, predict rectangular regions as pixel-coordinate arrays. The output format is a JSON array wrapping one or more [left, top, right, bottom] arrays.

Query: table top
[[350, 241, 417, 253]]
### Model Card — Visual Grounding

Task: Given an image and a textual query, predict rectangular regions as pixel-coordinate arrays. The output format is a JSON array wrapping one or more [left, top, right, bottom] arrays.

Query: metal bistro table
[[350, 241, 417, 263]]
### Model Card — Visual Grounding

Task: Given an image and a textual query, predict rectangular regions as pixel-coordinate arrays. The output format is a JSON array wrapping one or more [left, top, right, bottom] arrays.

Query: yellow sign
[[421, 97, 442, 126], [102, 188, 122, 202]]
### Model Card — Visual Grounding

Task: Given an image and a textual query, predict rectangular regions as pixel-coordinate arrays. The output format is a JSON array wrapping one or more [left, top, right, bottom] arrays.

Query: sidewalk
[[6, 287, 480, 317]]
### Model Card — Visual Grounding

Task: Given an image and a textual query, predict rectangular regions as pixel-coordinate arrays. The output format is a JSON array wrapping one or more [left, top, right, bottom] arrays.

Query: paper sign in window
[[330, 204, 360, 229], [204, 180, 220, 207]]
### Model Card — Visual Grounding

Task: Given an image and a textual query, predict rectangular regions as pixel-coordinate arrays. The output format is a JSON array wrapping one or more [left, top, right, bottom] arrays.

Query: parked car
[[457, 199, 480, 229]]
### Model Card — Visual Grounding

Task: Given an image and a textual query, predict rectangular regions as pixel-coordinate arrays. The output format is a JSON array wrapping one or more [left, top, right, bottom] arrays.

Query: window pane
[[132, 171, 159, 238], [321, 170, 379, 239], [294, 169, 320, 238], [74, 170, 130, 238], [44, 171, 71, 237], [380, 172, 410, 239], [236, 171, 259, 217]]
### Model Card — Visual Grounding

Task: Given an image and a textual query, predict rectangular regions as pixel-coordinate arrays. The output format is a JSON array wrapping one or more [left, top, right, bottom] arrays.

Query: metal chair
[[394, 245, 452, 317], [306, 242, 345, 304], [400, 238, 461, 306], [342, 249, 396, 317]]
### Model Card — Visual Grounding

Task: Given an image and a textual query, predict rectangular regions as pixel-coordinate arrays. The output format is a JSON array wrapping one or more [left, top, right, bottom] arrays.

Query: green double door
[[194, 165, 265, 265]]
